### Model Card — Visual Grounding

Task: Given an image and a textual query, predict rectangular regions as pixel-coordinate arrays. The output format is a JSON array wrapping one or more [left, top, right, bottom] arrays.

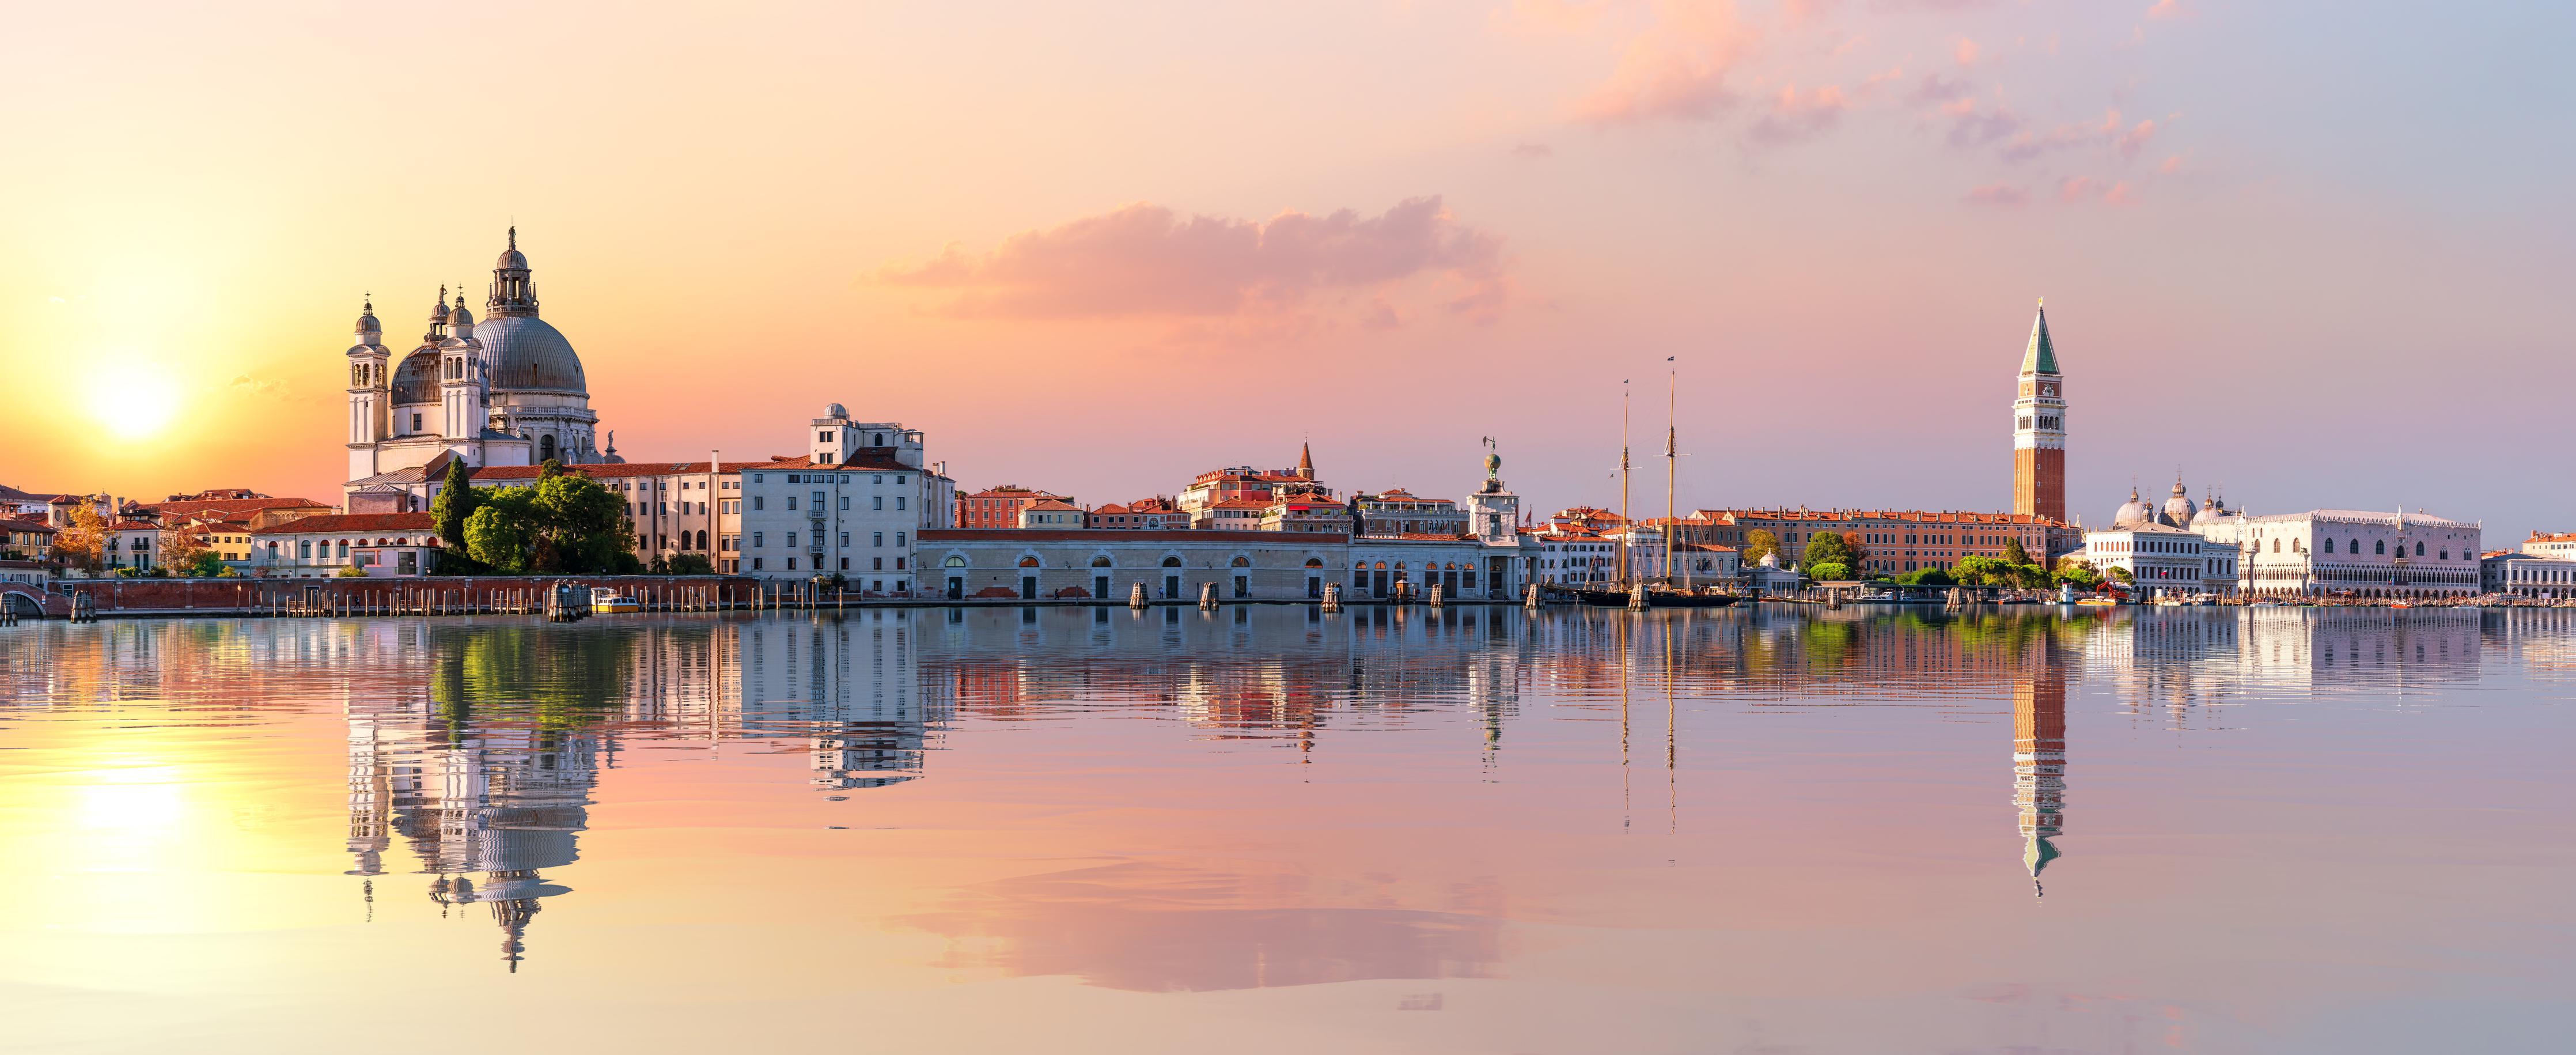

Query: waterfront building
[[0, 516, 55, 561], [1545, 506, 1626, 535], [1672, 508, 2075, 576], [2082, 522, 2234, 593], [928, 455, 1537, 602], [1355, 489, 1467, 536], [1176, 445, 1328, 523], [1017, 499, 1084, 529], [958, 485, 1074, 529], [343, 230, 612, 496], [1088, 498, 1189, 530], [2521, 531, 2576, 560], [2011, 299, 2069, 523], [0, 484, 63, 522], [1531, 530, 1616, 585], [2195, 509, 2482, 598], [0, 516, 55, 585], [1258, 495, 1356, 534], [105, 515, 160, 570], [250, 512, 440, 577], [145, 494, 332, 532], [2483, 551, 2576, 598], [736, 414, 954, 589]]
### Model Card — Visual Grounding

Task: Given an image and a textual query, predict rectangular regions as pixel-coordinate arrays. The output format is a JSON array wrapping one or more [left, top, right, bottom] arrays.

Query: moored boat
[[592, 587, 642, 614]]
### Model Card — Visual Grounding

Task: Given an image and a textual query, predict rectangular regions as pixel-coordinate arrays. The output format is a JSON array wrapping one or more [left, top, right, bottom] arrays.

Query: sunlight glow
[[91, 361, 180, 440]]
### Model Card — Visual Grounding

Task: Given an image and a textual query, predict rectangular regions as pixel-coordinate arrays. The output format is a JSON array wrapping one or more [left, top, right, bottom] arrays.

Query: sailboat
[[1571, 368, 1738, 608], [1644, 365, 1737, 607]]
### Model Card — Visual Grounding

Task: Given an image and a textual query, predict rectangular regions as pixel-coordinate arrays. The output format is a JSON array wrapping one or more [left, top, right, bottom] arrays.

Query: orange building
[[957, 486, 1074, 530]]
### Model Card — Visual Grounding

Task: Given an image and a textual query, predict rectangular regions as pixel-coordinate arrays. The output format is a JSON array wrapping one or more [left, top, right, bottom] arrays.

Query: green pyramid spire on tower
[[2021, 297, 2059, 375]]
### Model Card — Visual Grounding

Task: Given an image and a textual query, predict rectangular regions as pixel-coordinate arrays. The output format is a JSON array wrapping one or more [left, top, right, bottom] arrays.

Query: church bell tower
[[2011, 299, 2067, 522], [346, 300, 391, 482]]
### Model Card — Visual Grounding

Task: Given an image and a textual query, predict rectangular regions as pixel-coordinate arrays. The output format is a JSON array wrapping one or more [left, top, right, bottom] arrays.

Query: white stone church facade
[[343, 229, 615, 502]]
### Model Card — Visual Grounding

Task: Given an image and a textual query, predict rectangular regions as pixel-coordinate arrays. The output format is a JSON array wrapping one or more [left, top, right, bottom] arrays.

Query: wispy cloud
[[1571, 0, 1757, 124], [877, 197, 1508, 326], [1511, 141, 1555, 158], [1747, 83, 1849, 145], [1964, 183, 2028, 206]]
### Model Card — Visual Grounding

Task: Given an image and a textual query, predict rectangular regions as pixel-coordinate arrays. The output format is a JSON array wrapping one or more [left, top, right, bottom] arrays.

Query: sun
[[90, 360, 181, 440]]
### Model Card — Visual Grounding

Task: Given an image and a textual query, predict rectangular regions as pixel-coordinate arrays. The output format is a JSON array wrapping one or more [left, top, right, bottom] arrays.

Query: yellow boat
[[2075, 596, 2120, 607], [591, 587, 642, 614]]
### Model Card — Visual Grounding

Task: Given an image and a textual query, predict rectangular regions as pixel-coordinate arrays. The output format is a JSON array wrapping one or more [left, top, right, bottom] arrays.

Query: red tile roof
[[0, 516, 57, 534], [143, 497, 331, 517], [252, 512, 437, 536]]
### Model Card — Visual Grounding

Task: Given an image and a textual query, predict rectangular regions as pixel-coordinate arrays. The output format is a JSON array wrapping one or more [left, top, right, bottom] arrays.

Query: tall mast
[[1619, 381, 1631, 584], [1667, 366, 1680, 589]]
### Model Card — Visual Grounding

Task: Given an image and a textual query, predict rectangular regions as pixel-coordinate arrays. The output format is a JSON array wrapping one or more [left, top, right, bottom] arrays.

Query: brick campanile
[[2011, 299, 2066, 522]]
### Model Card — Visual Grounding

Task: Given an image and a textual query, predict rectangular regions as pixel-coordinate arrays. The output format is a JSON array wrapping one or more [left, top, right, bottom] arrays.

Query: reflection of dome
[[390, 348, 442, 404], [2112, 486, 2151, 528], [476, 314, 586, 393]]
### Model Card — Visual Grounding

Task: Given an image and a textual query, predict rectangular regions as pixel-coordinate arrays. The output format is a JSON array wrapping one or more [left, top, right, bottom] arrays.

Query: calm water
[[3, 605, 2571, 1053]]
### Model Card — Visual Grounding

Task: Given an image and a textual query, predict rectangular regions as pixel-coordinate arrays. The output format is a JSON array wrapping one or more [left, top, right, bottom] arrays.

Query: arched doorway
[[1161, 556, 1183, 600], [944, 554, 967, 600], [1017, 555, 1041, 600], [539, 434, 557, 463], [1090, 555, 1113, 600]]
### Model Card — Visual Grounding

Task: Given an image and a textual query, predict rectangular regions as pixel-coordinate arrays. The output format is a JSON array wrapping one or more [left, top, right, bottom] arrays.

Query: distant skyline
[[3, 2, 2569, 539]]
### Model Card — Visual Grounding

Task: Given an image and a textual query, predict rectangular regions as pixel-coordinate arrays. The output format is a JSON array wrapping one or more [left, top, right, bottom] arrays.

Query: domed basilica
[[343, 229, 617, 490]]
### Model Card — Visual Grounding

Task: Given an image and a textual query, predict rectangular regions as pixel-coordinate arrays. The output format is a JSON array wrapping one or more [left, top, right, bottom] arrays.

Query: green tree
[[1899, 566, 1957, 587], [2106, 566, 2134, 585], [463, 472, 639, 574], [2001, 536, 2032, 566], [666, 553, 714, 576], [1954, 555, 2010, 586], [1800, 531, 1854, 573], [2009, 562, 2052, 589], [1806, 561, 1853, 581], [183, 550, 230, 578], [433, 458, 480, 551], [1741, 528, 1782, 567], [2052, 556, 2102, 589]]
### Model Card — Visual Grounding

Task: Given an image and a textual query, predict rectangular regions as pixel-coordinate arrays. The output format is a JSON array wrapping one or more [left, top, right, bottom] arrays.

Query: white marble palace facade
[[2196, 509, 2482, 598], [344, 229, 612, 498]]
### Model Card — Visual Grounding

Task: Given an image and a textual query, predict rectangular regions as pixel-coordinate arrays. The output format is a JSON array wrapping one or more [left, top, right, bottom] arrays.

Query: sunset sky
[[3, 2, 2568, 537]]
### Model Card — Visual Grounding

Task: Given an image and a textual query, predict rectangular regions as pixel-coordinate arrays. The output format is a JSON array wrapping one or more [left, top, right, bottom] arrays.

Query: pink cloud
[[1945, 100, 2023, 148], [2113, 118, 2158, 157], [1964, 184, 2029, 206], [1953, 37, 1980, 67], [1747, 84, 1849, 145], [1500, 0, 1610, 35], [2158, 152, 2187, 174], [877, 197, 1508, 325], [2146, 0, 2186, 20], [2057, 176, 2096, 203], [1572, 1, 1757, 124], [1911, 73, 1972, 104], [2101, 181, 2139, 206]]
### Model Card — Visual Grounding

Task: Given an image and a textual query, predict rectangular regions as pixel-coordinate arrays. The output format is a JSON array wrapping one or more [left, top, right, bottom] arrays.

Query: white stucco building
[[735, 406, 954, 591]]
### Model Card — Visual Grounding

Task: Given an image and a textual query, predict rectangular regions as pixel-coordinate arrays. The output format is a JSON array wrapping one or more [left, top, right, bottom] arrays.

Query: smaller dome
[[497, 226, 528, 270], [2112, 486, 2152, 529], [355, 300, 380, 333], [2162, 481, 2198, 527], [448, 301, 475, 327], [825, 403, 848, 418]]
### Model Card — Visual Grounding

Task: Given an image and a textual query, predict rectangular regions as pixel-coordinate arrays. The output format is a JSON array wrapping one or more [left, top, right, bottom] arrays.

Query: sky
[[2, 1, 2569, 539]]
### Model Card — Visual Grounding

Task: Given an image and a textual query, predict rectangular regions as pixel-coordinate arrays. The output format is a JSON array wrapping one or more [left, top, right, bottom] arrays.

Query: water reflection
[[7, 604, 2576, 998]]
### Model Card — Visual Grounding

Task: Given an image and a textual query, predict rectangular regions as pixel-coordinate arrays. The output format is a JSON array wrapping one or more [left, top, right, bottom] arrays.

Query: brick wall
[[62, 575, 759, 614]]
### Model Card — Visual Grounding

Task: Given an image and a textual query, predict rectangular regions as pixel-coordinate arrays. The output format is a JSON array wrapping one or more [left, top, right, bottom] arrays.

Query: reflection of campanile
[[2014, 634, 2067, 897], [2011, 299, 2067, 522]]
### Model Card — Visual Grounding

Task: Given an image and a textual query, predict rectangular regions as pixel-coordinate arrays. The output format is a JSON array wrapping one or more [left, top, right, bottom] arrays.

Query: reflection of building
[[345, 667, 598, 972], [2012, 634, 2067, 897]]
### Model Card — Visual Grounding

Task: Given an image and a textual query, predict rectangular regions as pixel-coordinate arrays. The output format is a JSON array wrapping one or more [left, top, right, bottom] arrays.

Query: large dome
[[476, 313, 586, 394], [389, 347, 442, 404]]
